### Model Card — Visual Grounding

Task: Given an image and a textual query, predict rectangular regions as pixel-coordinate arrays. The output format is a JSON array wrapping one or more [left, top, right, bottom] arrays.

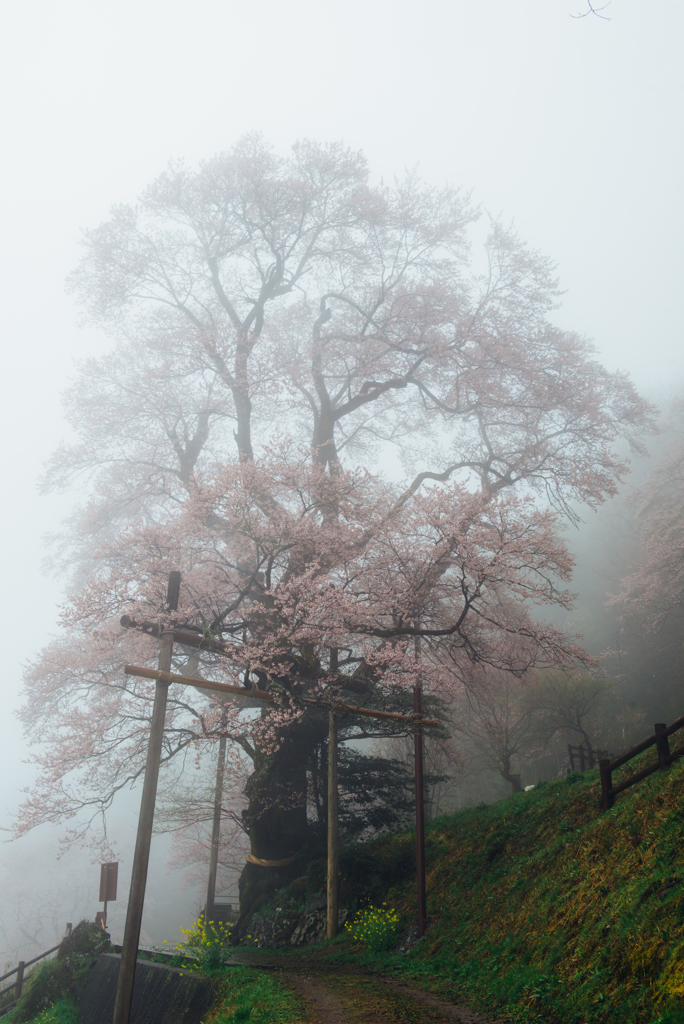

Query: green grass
[[358, 757, 684, 1022], [3, 996, 81, 1024], [206, 965, 307, 1023], [259, 755, 684, 1023]]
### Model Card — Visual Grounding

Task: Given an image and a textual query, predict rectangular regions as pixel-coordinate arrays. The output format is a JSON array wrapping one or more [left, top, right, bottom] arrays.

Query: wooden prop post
[[413, 684, 427, 939], [205, 734, 227, 922], [327, 712, 338, 939], [113, 572, 179, 1024]]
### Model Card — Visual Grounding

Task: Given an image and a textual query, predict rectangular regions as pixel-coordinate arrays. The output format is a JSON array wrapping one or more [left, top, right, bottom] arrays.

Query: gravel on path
[[231, 952, 506, 1024]]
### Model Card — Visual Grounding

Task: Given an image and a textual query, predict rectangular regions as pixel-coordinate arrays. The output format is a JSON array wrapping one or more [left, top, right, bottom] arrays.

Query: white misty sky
[[0, 0, 682, 940]]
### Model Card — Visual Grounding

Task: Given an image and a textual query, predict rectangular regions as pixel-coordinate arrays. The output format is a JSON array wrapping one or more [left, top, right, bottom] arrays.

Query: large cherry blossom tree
[[18, 136, 654, 924]]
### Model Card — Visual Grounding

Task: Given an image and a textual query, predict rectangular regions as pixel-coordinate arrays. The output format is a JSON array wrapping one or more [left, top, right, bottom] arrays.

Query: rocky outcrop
[[289, 907, 348, 946], [246, 910, 302, 946], [245, 897, 349, 948]]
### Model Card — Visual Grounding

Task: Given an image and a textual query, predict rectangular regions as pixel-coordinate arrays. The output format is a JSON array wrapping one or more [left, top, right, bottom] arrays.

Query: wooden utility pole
[[326, 712, 338, 939], [413, 683, 427, 939], [112, 573, 179, 1024], [205, 734, 227, 922]]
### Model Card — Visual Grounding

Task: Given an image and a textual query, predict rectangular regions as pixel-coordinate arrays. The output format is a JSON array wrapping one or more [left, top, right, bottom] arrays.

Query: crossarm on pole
[[124, 664, 439, 727]]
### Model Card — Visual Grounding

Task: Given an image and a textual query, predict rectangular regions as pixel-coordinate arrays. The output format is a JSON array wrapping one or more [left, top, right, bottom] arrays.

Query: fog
[[1, 0, 682, 965]]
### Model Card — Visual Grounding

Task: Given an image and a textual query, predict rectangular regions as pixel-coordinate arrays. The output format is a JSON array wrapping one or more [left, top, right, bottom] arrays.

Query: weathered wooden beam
[[166, 572, 182, 612], [205, 734, 227, 923], [124, 664, 439, 727], [126, 664, 271, 701], [120, 616, 233, 657]]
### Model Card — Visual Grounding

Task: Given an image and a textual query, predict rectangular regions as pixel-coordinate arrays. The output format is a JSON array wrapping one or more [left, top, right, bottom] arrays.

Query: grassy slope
[[3, 996, 81, 1024], [205, 966, 308, 1023], [338, 756, 684, 1024]]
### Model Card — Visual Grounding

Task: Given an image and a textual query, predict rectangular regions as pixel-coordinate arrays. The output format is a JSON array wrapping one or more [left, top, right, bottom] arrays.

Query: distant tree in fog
[[523, 671, 615, 750], [16, 135, 654, 924], [448, 667, 542, 792], [616, 420, 684, 707]]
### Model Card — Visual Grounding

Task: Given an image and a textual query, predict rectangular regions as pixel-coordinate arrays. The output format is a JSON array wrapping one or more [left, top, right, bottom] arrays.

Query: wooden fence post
[[567, 744, 575, 772], [579, 745, 586, 773], [14, 962, 24, 1002], [655, 723, 670, 768], [599, 758, 613, 810]]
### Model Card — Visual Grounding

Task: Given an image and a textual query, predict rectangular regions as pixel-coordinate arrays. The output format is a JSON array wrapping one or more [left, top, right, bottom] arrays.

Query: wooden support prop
[[413, 684, 427, 939], [123, 665, 439, 727], [126, 665, 272, 701], [166, 571, 182, 611], [205, 734, 227, 923], [113, 629, 174, 1024], [327, 712, 338, 940], [121, 616, 233, 657]]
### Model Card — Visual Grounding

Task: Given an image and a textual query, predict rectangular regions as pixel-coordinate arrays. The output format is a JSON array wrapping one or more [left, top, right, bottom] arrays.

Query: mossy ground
[[249, 754, 684, 1023], [205, 965, 308, 1023], [3, 996, 80, 1024]]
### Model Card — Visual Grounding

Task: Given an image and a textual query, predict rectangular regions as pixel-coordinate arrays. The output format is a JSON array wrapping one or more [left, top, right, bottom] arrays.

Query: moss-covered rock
[[58, 920, 110, 964]]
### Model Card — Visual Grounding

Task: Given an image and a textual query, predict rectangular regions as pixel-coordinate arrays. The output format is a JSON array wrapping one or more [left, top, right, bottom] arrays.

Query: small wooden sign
[[99, 862, 118, 902]]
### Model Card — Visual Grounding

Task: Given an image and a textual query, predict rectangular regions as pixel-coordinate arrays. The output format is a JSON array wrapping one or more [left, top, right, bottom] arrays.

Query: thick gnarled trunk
[[236, 714, 327, 932]]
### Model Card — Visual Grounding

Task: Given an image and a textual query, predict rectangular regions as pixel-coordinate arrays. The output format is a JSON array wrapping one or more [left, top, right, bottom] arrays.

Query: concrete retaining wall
[[79, 954, 214, 1024]]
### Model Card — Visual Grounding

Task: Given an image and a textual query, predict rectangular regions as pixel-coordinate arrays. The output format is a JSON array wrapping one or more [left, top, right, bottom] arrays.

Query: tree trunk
[[499, 754, 523, 793], [236, 714, 326, 933]]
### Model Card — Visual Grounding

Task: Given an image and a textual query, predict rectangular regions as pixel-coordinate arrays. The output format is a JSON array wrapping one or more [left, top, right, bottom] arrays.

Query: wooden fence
[[600, 716, 684, 810], [0, 924, 72, 1017], [567, 742, 610, 773]]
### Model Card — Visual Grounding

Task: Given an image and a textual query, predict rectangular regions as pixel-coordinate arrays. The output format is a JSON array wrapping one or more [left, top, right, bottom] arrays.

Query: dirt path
[[232, 953, 504, 1024]]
